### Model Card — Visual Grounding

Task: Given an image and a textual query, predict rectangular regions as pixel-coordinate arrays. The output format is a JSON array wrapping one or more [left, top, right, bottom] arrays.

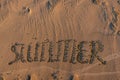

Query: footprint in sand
[[18, 6, 31, 16]]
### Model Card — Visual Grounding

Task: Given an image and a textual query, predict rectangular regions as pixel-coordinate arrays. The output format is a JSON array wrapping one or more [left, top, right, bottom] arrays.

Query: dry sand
[[0, 0, 120, 80]]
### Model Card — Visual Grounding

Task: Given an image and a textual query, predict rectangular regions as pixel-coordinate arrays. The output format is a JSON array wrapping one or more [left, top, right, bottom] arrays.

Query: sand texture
[[0, 0, 120, 80]]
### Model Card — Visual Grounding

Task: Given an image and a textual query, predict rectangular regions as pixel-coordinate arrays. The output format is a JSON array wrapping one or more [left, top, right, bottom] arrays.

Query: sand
[[0, 0, 120, 80]]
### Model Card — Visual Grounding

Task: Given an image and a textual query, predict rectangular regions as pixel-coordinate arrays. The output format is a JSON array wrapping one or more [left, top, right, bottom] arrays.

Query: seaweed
[[40, 43, 46, 62], [89, 41, 106, 64], [56, 40, 64, 62], [77, 41, 88, 64], [8, 43, 25, 65], [34, 42, 40, 61], [48, 41, 54, 62], [70, 40, 77, 64], [63, 40, 71, 62], [40, 40, 49, 62], [89, 41, 96, 64], [27, 45, 33, 62]]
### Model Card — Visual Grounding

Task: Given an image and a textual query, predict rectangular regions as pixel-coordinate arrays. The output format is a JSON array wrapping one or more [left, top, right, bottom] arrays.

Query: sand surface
[[0, 0, 120, 80]]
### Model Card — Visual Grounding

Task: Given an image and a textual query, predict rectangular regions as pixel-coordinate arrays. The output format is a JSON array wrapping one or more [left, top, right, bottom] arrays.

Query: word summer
[[8, 39, 106, 65]]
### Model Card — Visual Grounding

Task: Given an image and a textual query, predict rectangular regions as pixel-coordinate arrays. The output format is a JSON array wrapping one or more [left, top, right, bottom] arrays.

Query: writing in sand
[[8, 39, 106, 65]]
